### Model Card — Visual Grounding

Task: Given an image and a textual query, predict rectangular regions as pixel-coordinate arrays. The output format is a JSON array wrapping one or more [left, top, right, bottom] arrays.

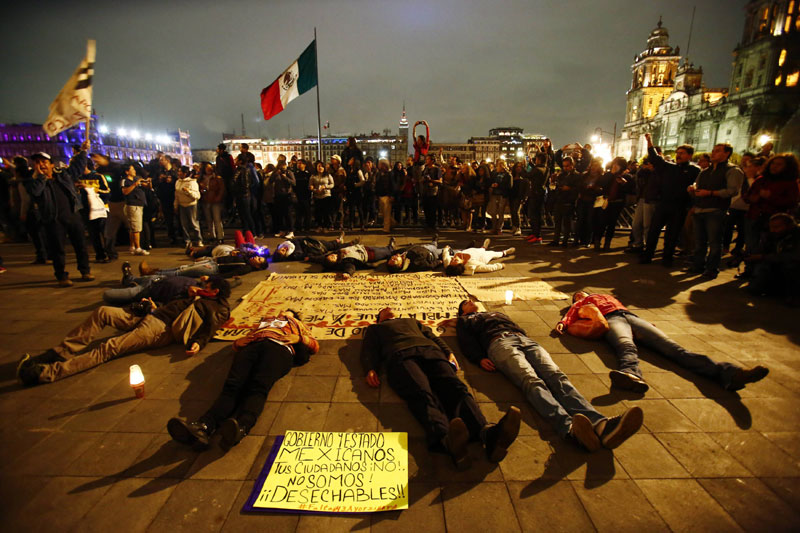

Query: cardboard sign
[[244, 431, 409, 514], [216, 273, 481, 340]]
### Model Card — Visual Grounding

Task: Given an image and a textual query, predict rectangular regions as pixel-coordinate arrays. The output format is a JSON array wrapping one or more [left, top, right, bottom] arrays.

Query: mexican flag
[[260, 40, 318, 120]]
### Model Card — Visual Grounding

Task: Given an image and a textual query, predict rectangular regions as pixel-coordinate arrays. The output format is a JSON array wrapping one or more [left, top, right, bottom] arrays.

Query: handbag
[[566, 304, 609, 339]]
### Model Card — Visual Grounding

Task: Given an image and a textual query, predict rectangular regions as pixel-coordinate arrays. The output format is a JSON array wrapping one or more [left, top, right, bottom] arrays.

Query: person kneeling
[[168, 309, 318, 450], [362, 307, 521, 470], [457, 300, 642, 451]]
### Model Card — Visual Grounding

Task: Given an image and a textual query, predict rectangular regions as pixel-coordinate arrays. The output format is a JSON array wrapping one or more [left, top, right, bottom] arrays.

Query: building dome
[[647, 17, 670, 49]]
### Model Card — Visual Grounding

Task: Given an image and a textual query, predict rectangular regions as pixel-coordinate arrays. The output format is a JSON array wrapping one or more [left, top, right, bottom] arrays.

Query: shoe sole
[[446, 418, 471, 471], [167, 418, 197, 446], [571, 414, 602, 452], [609, 370, 649, 393], [602, 407, 644, 449], [489, 406, 521, 462], [219, 418, 241, 450]]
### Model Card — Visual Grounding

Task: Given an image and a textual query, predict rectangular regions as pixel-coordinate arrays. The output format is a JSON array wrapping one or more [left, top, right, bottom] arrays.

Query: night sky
[[1, 0, 749, 149]]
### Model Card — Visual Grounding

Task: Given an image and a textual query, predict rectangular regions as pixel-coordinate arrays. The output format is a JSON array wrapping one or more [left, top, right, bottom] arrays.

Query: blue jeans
[[102, 276, 157, 305], [157, 259, 219, 278], [487, 334, 605, 438], [692, 210, 725, 273], [605, 312, 738, 387]]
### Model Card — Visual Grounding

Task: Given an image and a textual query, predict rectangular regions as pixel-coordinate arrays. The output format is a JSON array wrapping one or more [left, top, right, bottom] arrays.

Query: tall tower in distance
[[618, 17, 682, 158], [399, 102, 409, 141]]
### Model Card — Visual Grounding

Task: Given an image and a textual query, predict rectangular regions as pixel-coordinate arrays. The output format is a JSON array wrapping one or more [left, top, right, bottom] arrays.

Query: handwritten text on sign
[[217, 273, 481, 340], [254, 431, 409, 513]]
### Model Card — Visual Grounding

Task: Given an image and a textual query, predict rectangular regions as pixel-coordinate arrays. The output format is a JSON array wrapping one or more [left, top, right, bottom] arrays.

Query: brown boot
[[138, 260, 158, 276]]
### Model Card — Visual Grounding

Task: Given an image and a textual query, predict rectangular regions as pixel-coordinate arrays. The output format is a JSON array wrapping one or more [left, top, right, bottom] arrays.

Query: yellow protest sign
[[216, 272, 482, 341], [244, 431, 408, 513], [456, 277, 569, 302]]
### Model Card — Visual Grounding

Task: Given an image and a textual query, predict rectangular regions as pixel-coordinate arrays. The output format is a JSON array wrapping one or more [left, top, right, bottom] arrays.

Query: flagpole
[[85, 39, 95, 147], [314, 27, 322, 161]]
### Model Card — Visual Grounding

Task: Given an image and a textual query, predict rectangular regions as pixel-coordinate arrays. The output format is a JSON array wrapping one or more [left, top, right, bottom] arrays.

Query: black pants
[[159, 196, 178, 242], [362, 193, 376, 225], [237, 196, 255, 234], [251, 197, 266, 236], [527, 192, 544, 237], [386, 347, 487, 449], [84, 216, 108, 260], [723, 208, 746, 253], [200, 341, 294, 432], [44, 214, 91, 281], [274, 195, 295, 233], [552, 203, 575, 244], [296, 199, 312, 232], [422, 195, 438, 229], [596, 202, 625, 247], [644, 202, 688, 261], [26, 213, 48, 261], [575, 199, 595, 245]]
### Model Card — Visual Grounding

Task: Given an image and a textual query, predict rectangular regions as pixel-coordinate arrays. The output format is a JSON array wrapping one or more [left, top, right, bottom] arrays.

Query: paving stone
[[612, 433, 690, 479], [708, 432, 800, 477], [653, 432, 752, 478], [221, 481, 300, 532], [269, 402, 330, 436], [7, 430, 105, 477], [623, 399, 702, 432], [296, 512, 371, 532], [370, 483, 445, 533], [572, 479, 670, 532], [7, 475, 113, 532], [246, 401, 281, 436], [636, 479, 742, 532], [148, 479, 243, 533], [80, 477, 177, 533], [498, 435, 560, 481], [442, 482, 521, 532], [670, 398, 754, 432], [761, 477, 800, 509], [507, 480, 594, 532], [284, 375, 337, 402], [187, 436, 266, 480], [323, 402, 379, 432], [331, 375, 379, 403], [761, 432, 800, 461], [698, 477, 800, 532], [64, 431, 157, 477], [549, 439, 629, 483]]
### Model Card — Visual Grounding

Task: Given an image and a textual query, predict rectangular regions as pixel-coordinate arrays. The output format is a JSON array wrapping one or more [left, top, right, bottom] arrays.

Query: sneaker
[[274, 232, 285, 238], [726, 365, 769, 391], [684, 266, 704, 274], [338, 230, 346, 243], [513, 229, 522, 236], [58, 278, 73, 287], [701, 271, 718, 280], [79, 273, 95, 282], [134, 248, 150, 256], [219, 418, 248, 450], [547, 240, 559, 247], [443, 417, 471, 471], [121, 261, 132, 278], [569, 413, 602, 452], [484, 406, 521, 462], [609, 370, 649, 393], [526, 234, 537, 242], [32, 257, 47, 265], [624, 246, 644, 254], [167, 418, 211, 450], [388, 236, 396, 250], [285, 232, 295, 239], [129, 246, 136, 254], [481, 238, 491, 249], [599, 407, 644, 449], [503, 247, 516, 257]]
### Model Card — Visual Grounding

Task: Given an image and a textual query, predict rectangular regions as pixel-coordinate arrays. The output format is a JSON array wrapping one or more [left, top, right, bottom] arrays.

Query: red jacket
[[746, 176, 799, 221], [559, 294, 627, 327]]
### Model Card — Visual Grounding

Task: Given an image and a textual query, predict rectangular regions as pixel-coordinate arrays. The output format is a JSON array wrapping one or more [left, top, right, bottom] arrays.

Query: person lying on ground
[[272, 231, 355, 262], [17, 277, 231, 385], [386, 233, 446, 273], [307, 237, 400, 279], [168, 309, 318, 450], [443, 238, 515, 276], [457, 299, 642, 451], [361, 307, 521, 470], [555, 290, 769, 393]]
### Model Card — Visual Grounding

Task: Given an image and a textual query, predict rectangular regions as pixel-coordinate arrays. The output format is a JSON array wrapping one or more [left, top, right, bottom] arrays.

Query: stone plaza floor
[[0, 228, 799, 532]]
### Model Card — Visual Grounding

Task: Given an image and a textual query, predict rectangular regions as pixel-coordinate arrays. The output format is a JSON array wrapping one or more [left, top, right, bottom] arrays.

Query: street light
[[98, 124, 109, 134], [117, 127, 128, 137], [758, 134, 771, 147], [591, 124, 617, 157]]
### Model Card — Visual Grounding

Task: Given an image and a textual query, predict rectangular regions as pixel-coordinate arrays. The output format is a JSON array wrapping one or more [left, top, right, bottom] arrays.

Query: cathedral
[[617, 1, 800, 160]]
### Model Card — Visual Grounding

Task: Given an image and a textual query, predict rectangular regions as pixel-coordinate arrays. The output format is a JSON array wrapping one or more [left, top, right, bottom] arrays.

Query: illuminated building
[[618, 2, 800, 159], [0, 115, 192, 165]]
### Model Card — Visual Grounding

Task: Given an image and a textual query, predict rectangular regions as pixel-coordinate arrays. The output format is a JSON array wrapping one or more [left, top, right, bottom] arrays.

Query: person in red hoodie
[[168, 309, 318, 450], [555, 291, 769, 393]]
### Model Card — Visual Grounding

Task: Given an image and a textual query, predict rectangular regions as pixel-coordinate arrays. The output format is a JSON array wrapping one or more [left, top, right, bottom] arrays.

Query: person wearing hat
[[26, 141, 95, 286]]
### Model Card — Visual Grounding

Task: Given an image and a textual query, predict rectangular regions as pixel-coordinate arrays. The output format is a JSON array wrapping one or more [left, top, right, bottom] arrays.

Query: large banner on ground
[[243, 431, 408, 514], [216, 273, 479, 341], [456, 277, 569, 302]]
